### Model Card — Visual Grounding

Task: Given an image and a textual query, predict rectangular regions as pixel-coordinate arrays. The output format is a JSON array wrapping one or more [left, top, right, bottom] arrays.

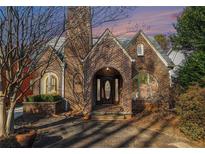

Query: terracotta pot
[[83, 114, 90, 120], [15, 130, 36, 147]]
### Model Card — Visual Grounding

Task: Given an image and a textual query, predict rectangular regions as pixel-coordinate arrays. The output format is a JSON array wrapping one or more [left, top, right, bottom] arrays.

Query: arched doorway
[[93, 67, 123, 106]]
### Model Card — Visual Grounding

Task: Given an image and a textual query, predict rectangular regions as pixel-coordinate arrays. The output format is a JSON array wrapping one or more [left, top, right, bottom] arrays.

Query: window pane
[[137, 44, 144, 56], [105, 80, 111, 99], [137, 46, 141, 55], [97, 79, 100, 101], [137, 72, 158, 99], [115, 79, 119, 102]]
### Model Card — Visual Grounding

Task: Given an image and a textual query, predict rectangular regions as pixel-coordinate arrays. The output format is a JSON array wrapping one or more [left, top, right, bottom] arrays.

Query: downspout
[[61, 62, 68, 111], [61, 63, 65, 97]]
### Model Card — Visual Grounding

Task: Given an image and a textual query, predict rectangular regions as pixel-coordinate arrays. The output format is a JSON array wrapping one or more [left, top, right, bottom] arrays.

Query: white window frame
[[137, 44, 144, 56], [41, 72, 59, 95]]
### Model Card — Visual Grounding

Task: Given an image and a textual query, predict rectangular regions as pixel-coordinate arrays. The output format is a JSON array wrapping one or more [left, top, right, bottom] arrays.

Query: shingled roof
[[146, 35, 174, 67], [48, 30, 174, 68]]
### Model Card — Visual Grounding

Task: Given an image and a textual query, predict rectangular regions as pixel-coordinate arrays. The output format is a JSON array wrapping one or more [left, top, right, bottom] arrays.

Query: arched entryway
[[93, 67, 123, 107]]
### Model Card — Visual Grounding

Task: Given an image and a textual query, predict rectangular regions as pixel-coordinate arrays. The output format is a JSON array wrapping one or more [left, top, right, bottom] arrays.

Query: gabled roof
[[48, 37, 66, 52], [126, 30, 174, 68], [83, 29, 135, 62], [47, 37, 66, 63], [168, 49, 186, 66]]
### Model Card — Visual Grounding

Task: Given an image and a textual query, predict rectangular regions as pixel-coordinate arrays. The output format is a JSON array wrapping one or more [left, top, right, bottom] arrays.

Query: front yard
[[10, 112, 204, 148]]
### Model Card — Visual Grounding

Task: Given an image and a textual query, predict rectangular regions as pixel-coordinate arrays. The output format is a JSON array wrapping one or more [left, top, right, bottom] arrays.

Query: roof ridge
[[83, 28, 134, 62]]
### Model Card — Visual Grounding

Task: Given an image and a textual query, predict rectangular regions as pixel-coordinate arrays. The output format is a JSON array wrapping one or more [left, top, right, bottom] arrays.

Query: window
[[105, 80, 111, 99], [137, 44, 144, 56], [134, 72, 158, 99], [45, 74, 58, 94], [42, 73, 58, 95]]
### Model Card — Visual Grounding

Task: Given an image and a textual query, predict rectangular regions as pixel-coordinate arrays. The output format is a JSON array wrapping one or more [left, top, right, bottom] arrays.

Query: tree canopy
[[154, 34, 170, 52], [170, 6, 205, 51], [177, 51, 205, 88]]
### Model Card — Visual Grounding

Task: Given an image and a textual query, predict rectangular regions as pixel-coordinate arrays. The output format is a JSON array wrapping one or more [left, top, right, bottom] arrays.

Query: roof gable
[[41, 46, 64, 65], [83, 29, 134, 62], [127, 30, 174, 68]]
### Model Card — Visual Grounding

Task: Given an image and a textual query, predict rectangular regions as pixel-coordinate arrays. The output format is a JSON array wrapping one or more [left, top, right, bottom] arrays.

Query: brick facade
[[84, 29, 133, 115], [127, 31, 173, 105], [33, 48, 64, 96], [32, 7, 173, 116]]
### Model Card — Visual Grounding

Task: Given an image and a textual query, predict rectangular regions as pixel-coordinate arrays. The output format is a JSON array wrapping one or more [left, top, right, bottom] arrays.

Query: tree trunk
[[0, 96, 6, 137], [6, 102, 15, 136]]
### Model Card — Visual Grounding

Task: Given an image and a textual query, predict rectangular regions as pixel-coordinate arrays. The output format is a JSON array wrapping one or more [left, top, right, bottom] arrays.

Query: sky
[[92, 6, 185, 38]]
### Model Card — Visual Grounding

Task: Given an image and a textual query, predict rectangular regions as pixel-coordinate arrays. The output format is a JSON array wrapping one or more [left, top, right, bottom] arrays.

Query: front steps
[[91, 112, 132, 120], [89, 105, 132, 120]]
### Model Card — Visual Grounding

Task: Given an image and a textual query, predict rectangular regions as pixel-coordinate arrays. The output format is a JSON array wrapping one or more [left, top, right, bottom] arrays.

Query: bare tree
[[0, 6, 66, 137], [0, 6, 142, 136]]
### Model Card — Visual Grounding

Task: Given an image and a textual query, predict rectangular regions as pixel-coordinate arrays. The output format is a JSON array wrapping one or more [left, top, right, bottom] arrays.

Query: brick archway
[[92, 67, 123, 107], [83, 29, 133, 116]]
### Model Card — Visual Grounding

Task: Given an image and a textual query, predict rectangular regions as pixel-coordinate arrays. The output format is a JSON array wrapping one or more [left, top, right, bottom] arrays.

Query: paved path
[[31, 116, 195, 148]]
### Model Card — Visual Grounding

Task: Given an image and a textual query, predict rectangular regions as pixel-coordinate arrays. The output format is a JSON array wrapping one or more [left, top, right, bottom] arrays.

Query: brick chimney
[[66, 6, 92, 59]]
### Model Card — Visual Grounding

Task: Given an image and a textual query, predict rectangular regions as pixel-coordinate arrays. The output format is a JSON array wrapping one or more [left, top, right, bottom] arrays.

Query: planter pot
[[83, 114, 91, 120], [15, 130, 36, 147]]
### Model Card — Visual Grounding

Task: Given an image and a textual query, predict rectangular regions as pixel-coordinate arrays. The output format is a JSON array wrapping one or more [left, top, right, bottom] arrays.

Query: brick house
[[32, 7, 174, 118]]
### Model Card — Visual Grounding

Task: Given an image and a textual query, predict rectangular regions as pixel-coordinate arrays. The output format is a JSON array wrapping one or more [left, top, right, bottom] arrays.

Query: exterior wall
[[64, 6, 92, 111], [1, 64, 33, 102], [33, 48, 63, 96], [84, 32, 133, 115], [64, 46, 85, 110], [23, 101, 65, 115], [127, 33, 171, 104]]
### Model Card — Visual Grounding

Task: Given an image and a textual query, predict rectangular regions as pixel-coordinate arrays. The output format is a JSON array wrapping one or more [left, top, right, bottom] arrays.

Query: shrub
[[26, 94, 62, 102], [176, 85, 205, 140]]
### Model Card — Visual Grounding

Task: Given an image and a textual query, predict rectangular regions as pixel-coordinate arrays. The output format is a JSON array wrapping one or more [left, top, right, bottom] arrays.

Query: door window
[[105, 80, 111, 99]]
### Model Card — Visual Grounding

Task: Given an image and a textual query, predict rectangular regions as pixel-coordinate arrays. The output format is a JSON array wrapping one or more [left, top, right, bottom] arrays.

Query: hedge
[[176, 85, 205, 140], [26, 94, 63, 102]]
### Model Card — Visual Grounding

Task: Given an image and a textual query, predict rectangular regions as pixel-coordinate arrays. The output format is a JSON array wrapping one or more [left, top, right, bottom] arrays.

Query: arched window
[[137, 44, 144, 56], [134, 72, 158, 99], [42, 73, 58, 94]]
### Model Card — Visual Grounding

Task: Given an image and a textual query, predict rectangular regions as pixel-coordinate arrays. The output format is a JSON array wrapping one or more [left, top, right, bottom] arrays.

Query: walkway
[[31, 114, 196, 148]]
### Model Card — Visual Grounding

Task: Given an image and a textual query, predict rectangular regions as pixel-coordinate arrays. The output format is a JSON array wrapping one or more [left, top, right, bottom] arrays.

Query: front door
[[101, 77, 114, 104], [96, 76, 116, 105]]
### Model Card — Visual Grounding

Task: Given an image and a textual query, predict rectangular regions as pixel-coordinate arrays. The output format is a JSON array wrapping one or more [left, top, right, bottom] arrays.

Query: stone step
[[91, 113, 132, 120]]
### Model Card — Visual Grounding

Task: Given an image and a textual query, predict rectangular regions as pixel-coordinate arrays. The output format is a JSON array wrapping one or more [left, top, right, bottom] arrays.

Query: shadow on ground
[[29, 112, 194, 148]]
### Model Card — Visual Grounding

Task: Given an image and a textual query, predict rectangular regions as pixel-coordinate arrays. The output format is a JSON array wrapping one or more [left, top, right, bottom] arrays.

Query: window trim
[[41, 72, 59, 95], [137, 44, 144, 56]]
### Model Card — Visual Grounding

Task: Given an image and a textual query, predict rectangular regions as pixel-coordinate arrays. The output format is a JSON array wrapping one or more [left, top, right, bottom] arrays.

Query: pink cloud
[[92, 7, 183, 38]]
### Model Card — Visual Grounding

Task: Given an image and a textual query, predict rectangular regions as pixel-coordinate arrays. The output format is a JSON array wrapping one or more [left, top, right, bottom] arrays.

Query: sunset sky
[[92, 6, 185, 38]]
